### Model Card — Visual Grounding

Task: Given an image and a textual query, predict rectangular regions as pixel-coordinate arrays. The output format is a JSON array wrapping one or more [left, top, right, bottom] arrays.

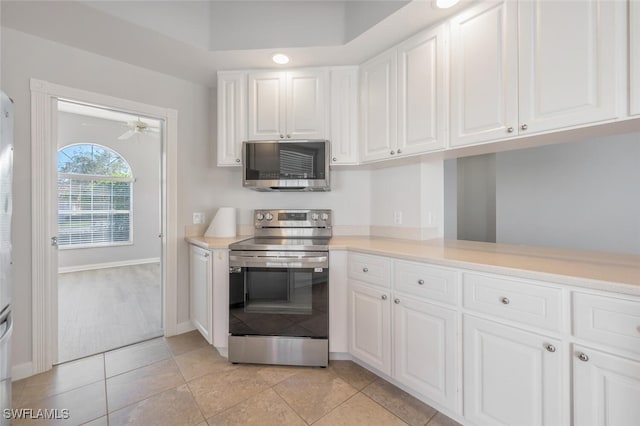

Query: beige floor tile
[[240, 364, 306, 386], [13, 381, 106, 426], [362, 379, 437, 426], [104, 338, 171, 378], [106, 358, 185, 412], [11, 379, 26, 408], [207, 388, 306, 426], [164, 330, 209, 356], [16, 354, 105, 405], [273, 369, 358, 424], [108, 384, 205, 426], [313, 393, 407, 426], [427, 412, 462, 426], [173, 346, 238, 382], [328, 360, 379, 391], [188, 368, 271, 419], [81, 416, 108, 426]]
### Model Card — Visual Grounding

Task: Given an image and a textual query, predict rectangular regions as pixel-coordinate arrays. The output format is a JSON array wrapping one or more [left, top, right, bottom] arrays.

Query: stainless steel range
[[228, 209, 331, 367]]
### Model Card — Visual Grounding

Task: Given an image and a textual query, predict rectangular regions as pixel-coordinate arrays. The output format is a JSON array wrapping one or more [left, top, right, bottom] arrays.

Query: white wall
[[57, 112, 161, 269], [2, 27, 211, 367], [496, 133, 640, 254]]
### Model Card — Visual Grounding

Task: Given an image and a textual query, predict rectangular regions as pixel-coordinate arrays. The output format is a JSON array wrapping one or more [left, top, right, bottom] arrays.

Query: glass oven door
[[229, 252, 328, 339]]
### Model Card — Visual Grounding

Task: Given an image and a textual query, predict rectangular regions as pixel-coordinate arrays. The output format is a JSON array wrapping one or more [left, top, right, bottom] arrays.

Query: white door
[[397, 25, 447, 155], [330, 67, 359, 165], [217, 71, 247, 166], [449, 0, 518, 147], [190, 245, 212, 344], [518, 0, 621, 133], [463, 315, 564, 426], [631, 0, 640, 116], [573, 345, 640, 426], [247, 71, 286, 140], [360, 49, 397, 162], [393, 295, 457, 411], [286, 69, 327, 140], [348, 281, 391, 375]]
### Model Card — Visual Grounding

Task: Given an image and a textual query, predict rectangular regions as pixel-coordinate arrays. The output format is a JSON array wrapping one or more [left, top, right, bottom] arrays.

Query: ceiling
[[1, 0, 471, 87]]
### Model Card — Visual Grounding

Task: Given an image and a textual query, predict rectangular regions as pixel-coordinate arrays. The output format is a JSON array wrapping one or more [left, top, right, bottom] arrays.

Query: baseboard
[[12, 362, 33, 381], [214, 346, 228, 358], [329, 352, 352, 361], [175, 321, 196, 335], [58, 257, 161, 274]]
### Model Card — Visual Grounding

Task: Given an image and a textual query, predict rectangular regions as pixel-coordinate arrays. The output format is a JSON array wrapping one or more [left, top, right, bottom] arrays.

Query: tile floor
[[11, 331, 462, 426]]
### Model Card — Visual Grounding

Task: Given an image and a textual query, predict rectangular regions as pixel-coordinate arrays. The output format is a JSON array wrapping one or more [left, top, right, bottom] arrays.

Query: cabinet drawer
[[394, 260, 457, 305], [348, 253, 392, 288], [573, 292, 640, 355], [463, 273, 562, 331]]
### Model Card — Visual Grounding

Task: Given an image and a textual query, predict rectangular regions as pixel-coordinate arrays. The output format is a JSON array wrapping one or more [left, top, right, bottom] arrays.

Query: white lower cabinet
[[463, 315, 564, 426], [189, 245, 212, 344], [573, 345, 640, 426]]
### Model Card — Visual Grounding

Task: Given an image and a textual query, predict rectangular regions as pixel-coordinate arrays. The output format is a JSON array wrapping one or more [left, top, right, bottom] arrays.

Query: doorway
[[55, 101, 163, 363]]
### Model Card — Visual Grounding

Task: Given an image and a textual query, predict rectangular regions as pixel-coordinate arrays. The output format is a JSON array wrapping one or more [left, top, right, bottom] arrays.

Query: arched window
[[57, 144, 133, 247]]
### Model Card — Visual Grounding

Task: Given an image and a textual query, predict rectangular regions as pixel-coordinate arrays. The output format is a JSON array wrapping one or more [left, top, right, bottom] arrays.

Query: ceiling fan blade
[[117, 129, 136, 140]]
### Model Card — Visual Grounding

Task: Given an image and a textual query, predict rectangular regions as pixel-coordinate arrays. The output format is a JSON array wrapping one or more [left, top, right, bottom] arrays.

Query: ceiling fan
[[117, 119, 159, 140]]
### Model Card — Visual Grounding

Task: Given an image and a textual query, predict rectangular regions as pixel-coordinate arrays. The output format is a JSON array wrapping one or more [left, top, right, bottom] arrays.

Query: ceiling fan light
[[272, 53, 290, 65], [435, 0, 459, 9]]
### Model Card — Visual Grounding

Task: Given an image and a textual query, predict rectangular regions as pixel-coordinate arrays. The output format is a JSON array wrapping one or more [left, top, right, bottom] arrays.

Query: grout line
[[269, 381, 311, 425], [424, 410, 438, 426]]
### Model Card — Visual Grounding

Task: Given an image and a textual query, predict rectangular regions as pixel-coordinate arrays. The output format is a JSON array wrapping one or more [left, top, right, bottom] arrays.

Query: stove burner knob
[[311, 213, 319, 221], [265, 213, 274, 221], [321, 213, 329, 221], [256, 212, 264, 221]]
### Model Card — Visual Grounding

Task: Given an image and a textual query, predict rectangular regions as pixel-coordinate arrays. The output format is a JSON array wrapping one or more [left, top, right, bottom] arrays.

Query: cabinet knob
[[332, 157, 337, 162], [390, 150, 395, 155], [577, 352, 589, 362], [521, 124, 528, 131], [394, 298, 400, 304], [397, 149, 402, 154], [286, 134, 291, 138], [545, 344, 556, 353], [507, 127, 514, 133], [501, 297, 510, 305], [381, 294, 387, 300], [280, 134, 284, 139], [235, 158, 241, 163], [418, 279, 425, 285], [362, 267, 369, 273], [203, 253, 210, 258]]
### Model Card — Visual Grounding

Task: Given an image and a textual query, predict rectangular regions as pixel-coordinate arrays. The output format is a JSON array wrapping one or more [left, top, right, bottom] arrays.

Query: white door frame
[[30, 78, 178, 374]]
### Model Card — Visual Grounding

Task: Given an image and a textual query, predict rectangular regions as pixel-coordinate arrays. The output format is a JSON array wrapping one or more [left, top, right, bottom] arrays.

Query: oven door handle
[[229, 255, 328, 269]]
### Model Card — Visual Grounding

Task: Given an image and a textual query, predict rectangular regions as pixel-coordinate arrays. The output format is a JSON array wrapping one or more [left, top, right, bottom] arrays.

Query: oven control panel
[[254, 209, 332, 228]]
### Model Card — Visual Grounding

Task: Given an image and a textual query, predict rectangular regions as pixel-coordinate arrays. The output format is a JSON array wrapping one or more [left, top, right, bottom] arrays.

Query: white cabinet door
[[449, 0, 518, 147], [518, 0, 621, 133], [573, 345, 640, 426], [286, 69, 328, 139], [349, 281, 392, 375], [190, 245, 212, 344], [397, 25, 447, 155], [217, 71, 247, 166], [247, 71, 286, 140], [464, 315, 564, 426], [631, 0, 640, 116], [394, 295, 457, 411], [360, 49, 397, 162], [330, 66, 359, 165]]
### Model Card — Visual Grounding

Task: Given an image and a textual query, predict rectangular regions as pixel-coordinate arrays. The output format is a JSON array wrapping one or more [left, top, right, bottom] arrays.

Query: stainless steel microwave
[[242, 139, 331, 192]]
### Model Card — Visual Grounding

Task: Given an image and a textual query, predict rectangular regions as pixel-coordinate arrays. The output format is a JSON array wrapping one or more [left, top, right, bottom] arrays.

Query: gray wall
[[496, 133, 640, 254], [456, 154, 496, 243]]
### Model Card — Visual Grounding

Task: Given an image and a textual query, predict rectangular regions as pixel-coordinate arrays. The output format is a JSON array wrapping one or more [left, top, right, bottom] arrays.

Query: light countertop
[[186, 235, 640, 296]]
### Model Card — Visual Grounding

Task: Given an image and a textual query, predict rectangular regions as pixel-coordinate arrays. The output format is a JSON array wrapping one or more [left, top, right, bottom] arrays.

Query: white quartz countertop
[[185, 235, 640, 296]]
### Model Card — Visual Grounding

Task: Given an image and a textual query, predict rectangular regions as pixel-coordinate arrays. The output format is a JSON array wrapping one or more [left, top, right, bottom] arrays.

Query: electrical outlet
[[393, 211, 403, 225], [192, 212, 205, 224]]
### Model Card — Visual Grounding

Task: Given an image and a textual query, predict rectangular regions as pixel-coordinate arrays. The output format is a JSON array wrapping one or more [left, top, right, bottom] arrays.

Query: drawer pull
[[577, 353, 589, 362], [381, 295, 387, 300], [545, 344, 556, 353], [394, 298, 400, 304], [418, 279, 425, 285], [362, 267, 369, 273], [501, 297, 510, 305]]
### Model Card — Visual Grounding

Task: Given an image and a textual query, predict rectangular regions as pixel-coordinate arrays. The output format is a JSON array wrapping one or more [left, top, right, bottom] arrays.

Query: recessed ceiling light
[[435, 0, 459, 9], [272, 54, 290, 65]]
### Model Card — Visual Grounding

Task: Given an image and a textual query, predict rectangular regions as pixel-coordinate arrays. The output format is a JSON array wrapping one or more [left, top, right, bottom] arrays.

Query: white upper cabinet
[[449, 0, 518, 147], [217, 71, 247, 166], [518, 0, 621, 133], [330, 66, 359, 165], [360, 48, 397, 162], [631, 0, 640, 116], [248, 69, 328, 141], [397, 25, 447, 156], [450, 0, 624, 148]]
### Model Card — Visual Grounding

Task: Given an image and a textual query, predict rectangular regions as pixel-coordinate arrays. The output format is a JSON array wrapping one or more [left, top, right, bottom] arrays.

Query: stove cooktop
[[229, 237, 330, 251]]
